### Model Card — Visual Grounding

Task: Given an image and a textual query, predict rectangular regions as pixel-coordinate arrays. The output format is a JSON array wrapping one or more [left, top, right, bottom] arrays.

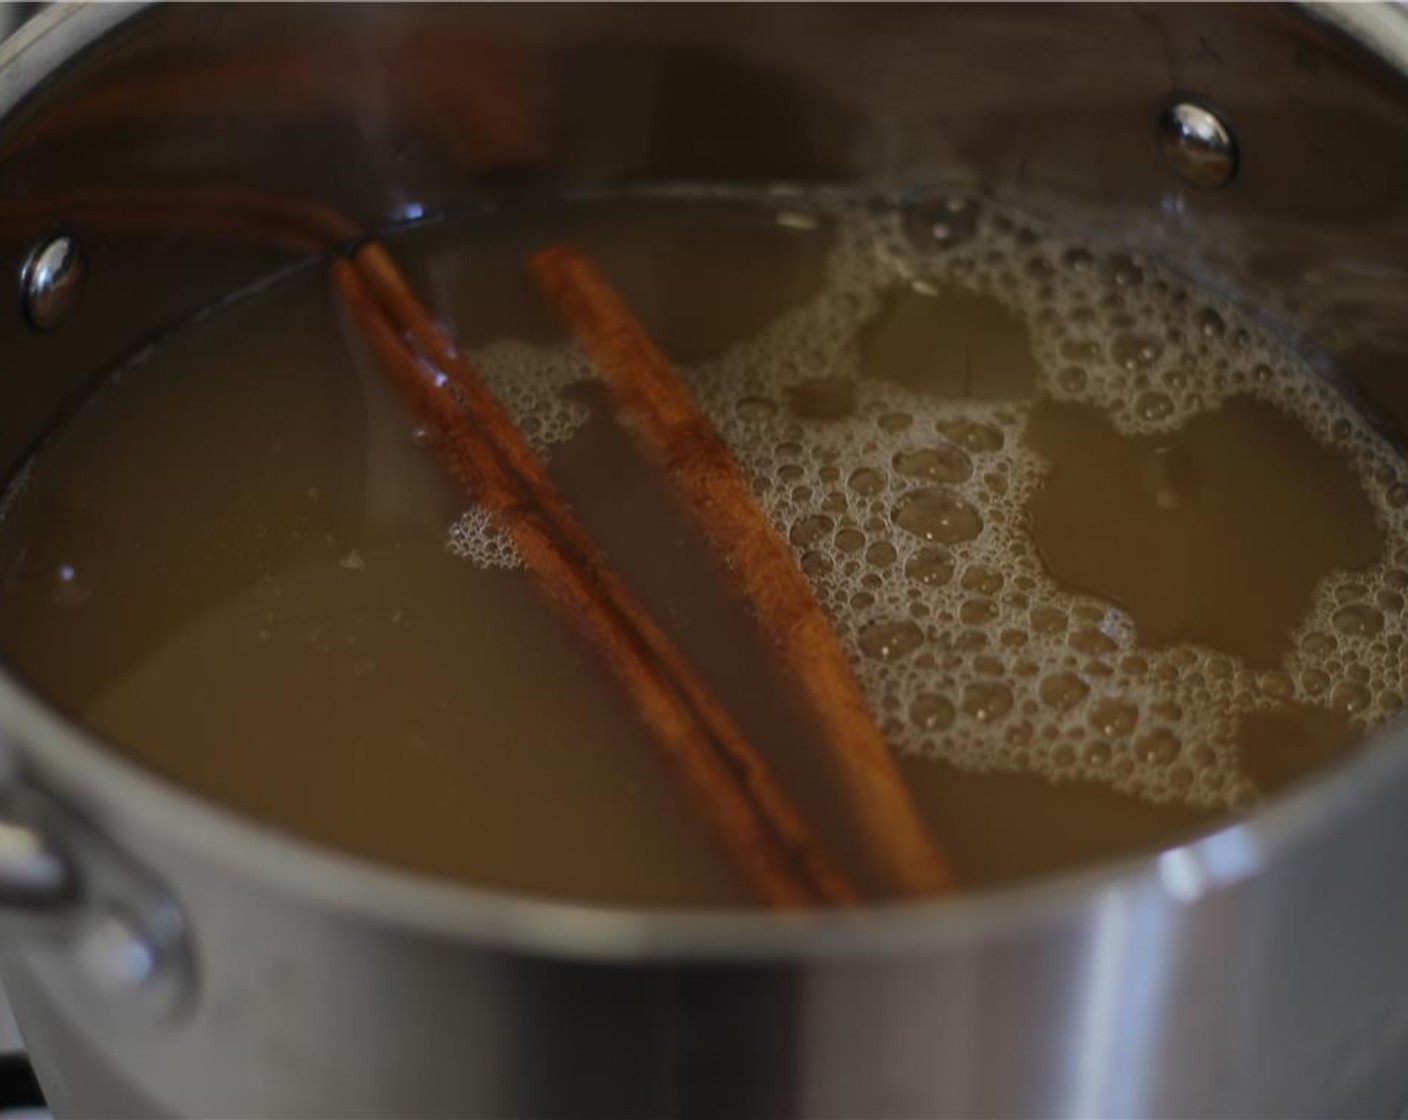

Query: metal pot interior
[[2, 1, 1408, 922]]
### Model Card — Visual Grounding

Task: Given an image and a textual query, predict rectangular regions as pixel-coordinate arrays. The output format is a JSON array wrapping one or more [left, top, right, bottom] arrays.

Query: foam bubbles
[[439, 340, 593, 568], [469, 340, 593, 456], [688, 192, 1408, 808], [441, 189, 1408, 811], [447, 505, 519, 569]]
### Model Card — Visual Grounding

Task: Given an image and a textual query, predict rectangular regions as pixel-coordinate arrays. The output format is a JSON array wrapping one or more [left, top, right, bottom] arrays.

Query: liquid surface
[[1, 191, 1403, 907]]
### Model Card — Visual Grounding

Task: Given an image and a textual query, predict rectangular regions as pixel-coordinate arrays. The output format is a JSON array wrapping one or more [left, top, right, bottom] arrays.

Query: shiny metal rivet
[[21, 233, 86, 331], [73, 905, 161, 994], [1159, 101, 1238, 189]]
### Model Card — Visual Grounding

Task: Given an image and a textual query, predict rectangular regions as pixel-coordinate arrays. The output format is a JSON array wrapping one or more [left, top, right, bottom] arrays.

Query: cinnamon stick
[[531, 246, 957, 897], [335, 252, 859, 907], [22, 180, 874, 905]]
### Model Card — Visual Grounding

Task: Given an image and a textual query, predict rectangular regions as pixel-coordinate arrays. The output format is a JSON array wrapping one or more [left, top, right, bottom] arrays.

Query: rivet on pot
[[1158, 101, 1238, 190], [21, 233, 86, 331], [73, 904, 162, 994]]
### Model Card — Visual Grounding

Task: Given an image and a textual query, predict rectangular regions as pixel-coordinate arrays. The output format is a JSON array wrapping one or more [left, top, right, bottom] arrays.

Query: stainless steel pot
[[3, 4, 1408, 1115]]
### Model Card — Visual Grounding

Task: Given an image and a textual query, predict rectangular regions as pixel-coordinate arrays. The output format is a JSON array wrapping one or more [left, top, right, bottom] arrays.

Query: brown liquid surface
[[0, 194, 1398, 907], [1025, 398, 1382, 667]]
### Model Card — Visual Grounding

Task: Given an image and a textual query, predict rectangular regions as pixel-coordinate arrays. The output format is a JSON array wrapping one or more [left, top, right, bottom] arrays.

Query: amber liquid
[[0, 193, 1396, 907]]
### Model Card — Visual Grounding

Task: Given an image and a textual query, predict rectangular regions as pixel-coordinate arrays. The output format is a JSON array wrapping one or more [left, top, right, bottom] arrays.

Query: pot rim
[[0, 0, 1404, 964]]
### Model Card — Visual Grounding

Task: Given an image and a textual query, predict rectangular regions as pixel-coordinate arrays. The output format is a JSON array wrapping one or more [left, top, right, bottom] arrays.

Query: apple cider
[[0, 191, 1398, 906]]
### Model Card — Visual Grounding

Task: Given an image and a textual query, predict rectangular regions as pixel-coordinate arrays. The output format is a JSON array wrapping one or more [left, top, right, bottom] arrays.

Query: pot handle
[[0, 777, 193, 1024], [0, 816, 75, 915]]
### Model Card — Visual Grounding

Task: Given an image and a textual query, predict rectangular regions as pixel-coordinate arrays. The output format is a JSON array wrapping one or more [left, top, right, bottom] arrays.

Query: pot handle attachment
[[0, 816, 74, 915], [0, 777, 194, 1025]]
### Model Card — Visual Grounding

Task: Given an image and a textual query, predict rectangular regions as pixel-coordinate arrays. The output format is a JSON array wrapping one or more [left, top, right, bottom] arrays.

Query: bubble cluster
[[469, 340, 594, 457], [440, 340, 595, 569], [447, 504, 520, 569], [443, 189, 1408, 810]]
